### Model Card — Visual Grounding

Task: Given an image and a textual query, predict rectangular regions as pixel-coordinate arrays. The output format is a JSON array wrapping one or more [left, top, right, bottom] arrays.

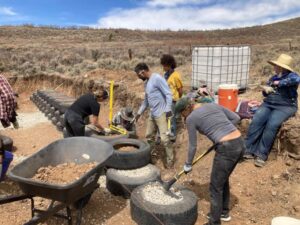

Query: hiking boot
[[254, 157, 266, 167], [206, 212, 232, 222], [12, 120, 19, 129], [169, 134, 176, 142], [243, 153, 255, 160]]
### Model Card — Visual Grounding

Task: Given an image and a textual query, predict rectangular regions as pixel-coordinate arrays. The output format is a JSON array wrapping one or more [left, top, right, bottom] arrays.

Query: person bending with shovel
[[64, 87, 109, 137], [175, 97, 245, 225]]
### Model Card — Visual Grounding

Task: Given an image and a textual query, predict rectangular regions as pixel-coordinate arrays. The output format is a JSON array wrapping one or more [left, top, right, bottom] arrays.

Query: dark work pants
[[209, 136, 245, 225], [64, 109, 85, 137]]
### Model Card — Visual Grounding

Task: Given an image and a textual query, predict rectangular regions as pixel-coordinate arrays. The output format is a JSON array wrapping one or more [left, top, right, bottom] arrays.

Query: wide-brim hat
[[268, 54, 294, 72], [175, 97, 191, 114], [120, 107, 134, 121]]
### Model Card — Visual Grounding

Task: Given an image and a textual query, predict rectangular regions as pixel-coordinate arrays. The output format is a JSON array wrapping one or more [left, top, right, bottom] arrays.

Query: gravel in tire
[[130, 182, 198, 225]]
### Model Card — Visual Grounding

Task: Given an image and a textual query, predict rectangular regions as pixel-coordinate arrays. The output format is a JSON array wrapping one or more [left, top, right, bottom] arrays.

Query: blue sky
[[1, 0, 300, 30]]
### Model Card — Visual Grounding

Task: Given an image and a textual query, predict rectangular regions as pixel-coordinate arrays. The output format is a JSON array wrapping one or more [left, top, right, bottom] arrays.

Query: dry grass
[[0, 17, 300, 80]]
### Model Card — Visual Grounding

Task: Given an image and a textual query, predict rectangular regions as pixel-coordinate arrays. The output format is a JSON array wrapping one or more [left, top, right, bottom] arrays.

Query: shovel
[[162, 144, 217, 191]]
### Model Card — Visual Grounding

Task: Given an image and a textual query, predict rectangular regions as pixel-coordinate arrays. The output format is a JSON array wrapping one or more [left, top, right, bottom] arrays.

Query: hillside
[[0, 17, 300, 79]]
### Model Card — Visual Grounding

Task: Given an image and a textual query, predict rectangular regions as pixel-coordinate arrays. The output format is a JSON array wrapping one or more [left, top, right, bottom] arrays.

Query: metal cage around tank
[[191, 45, 251, 93]]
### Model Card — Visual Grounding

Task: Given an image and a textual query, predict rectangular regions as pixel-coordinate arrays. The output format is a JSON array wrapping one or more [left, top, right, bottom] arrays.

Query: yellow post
[[109, 80, 114, 123]]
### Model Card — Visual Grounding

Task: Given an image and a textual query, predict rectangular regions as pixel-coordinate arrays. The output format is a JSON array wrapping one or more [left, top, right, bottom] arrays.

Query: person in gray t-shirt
[[175, 97, 245, 225]]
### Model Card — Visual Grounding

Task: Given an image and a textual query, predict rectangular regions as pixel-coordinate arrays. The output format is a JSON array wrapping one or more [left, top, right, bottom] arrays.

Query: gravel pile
[[32, 162, 97, 185], [114, 165, 153, 177], [97, 175, 106, 188], [141, 182, 183, 205], [116, 145, 137, 152], [0, 112, 49, 130]]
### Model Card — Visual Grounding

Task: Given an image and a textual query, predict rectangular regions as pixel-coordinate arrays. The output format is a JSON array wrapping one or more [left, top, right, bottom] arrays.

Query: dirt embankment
[[1, 72, 299, 225]]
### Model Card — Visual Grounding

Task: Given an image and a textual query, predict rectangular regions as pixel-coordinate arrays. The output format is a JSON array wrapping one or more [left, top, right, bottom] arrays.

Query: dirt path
[[0, 92, 299, 225]]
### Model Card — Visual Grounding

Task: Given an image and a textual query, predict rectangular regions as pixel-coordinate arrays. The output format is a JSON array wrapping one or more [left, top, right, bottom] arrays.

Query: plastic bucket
[[218, 84, 238, 111], [0, 151, 13, 181]]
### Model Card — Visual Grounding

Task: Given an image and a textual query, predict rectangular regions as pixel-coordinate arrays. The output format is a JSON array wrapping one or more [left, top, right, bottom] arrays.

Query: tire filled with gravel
[[105, 138, 151, 170], [106, 164, 160, 199], [130, 182, 198, 225]]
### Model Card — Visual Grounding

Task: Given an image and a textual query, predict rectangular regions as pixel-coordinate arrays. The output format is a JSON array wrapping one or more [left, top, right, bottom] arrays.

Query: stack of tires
[[105, 138, 199, 225], [105, 138, 160, 199], [31, 90, 130, 142], [30, 90, 75, 132]]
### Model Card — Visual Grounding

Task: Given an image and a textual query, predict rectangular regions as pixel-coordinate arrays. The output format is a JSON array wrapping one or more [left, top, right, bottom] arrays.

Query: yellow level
[[109, 81, 127, 135]]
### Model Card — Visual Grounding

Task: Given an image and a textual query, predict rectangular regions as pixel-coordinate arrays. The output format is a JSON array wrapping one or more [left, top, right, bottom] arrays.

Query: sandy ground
[[0, 90, 299, 225]]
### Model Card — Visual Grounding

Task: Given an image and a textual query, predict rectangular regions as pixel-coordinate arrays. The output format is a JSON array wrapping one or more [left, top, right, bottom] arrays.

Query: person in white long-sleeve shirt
[[133, 62, 174, 168]]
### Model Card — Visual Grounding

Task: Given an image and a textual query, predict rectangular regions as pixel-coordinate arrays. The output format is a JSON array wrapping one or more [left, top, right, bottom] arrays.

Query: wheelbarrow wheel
[[73, 193, 92, 210]]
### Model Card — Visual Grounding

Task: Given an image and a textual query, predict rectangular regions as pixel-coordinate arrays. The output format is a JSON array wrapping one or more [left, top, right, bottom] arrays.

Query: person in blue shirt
[[244, 54, 300, 167], [133, 63, 174, 168]]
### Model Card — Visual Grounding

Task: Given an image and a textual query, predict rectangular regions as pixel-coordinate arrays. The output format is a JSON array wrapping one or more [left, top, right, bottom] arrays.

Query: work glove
[[98, 130, 106, 136], [183, 163, 192, 174], [261, 85, 275, 94], [104, 127, 111, 135], [130, 114, 141, 124], [166, 111, 173, 118]]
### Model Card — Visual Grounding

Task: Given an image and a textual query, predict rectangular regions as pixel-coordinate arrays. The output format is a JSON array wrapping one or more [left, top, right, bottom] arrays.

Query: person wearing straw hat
[[243, 53, 300, 167], [112, 106, 136, 136], [175, 97, 245, 225]]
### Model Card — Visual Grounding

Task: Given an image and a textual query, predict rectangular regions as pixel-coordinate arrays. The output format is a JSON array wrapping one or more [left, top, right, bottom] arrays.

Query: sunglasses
[[137, 70, 145, 76]]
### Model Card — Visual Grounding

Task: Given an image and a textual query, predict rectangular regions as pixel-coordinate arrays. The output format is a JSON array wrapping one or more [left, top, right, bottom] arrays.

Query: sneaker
[[243, 153, 255, 160], [206, 212, 231, 222], [254, 157, 266, 167]]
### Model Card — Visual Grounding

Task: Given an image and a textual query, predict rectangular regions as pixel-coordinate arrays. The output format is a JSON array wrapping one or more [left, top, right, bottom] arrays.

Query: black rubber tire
[[1, 135, 13, 152], [84, 126, 129, 143], [106, 164, 160, 199], [130, 183, 198, 225], [105, 138, 151, 170]]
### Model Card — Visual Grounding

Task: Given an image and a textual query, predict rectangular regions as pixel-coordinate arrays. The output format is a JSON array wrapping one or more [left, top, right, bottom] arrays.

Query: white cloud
[[96, 0, 300, 30], [147, 0, 207, 7], [0, 7, 17, 16]]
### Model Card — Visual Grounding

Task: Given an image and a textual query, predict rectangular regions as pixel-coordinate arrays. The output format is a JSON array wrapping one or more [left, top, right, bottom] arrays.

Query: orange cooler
[[218, 84, 238, 111]]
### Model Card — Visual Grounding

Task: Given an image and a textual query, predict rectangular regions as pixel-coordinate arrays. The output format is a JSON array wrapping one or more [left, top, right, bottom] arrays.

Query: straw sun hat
[[268, 54, 294, 72]]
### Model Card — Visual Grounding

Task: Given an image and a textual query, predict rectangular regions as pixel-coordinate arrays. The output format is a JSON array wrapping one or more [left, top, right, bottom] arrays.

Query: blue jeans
[[171, 101, 177, 136], [245, 103, 297, 161]]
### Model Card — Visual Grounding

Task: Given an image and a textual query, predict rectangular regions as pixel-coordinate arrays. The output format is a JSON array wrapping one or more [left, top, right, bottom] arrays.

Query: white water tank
[[192, 45, 251, 93]]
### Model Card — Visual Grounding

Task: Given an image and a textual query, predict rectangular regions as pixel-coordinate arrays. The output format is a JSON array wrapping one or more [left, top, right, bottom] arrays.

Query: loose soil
[[116, 145, 138, 152], [0, 85, 299, 225], [32, 162, 97, 185]]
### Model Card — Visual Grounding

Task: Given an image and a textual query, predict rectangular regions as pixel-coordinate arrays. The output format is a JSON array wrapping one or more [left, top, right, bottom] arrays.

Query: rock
[[271, 190, 277, 196], [272, 174, 280, 180], [293, 205, 300, 212], [285, 160, 292, 166]]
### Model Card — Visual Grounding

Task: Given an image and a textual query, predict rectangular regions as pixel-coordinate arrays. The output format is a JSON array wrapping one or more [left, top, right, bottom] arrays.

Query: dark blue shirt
[[264, 71, 300, 107]]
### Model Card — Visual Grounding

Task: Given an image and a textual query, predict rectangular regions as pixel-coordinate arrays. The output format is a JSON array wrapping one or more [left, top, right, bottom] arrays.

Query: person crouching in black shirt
[[64, 87, 108, 137]]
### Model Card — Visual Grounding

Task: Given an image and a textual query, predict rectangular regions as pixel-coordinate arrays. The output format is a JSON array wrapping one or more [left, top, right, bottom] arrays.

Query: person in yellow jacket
[[160, 54, 183, 141]]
